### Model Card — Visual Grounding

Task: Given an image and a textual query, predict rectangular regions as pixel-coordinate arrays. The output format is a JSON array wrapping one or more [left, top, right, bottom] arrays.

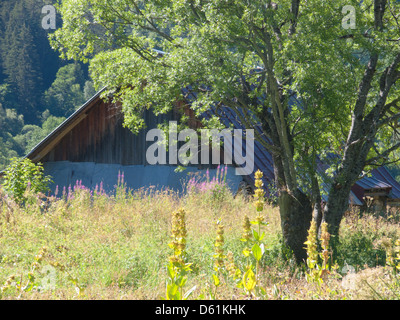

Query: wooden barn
[[2, 86, 400, 210], [14, 88, 249, 194]]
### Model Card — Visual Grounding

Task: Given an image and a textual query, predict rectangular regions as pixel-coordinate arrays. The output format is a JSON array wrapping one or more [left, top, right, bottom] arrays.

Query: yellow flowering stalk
[[239, 170, 269, 297], [211, 222, 225, 299], [213, 223, 225, 272], [166, 208, 195, 300], [304, 220, 320, 284], [254, 169, 265, 213], [241, 215, 252, 242], [304, 221, 333, 285], [225, 251, 242, 281], [395, 239, 400, 271], [320, 222, 331, 278], [253, 170, 267, 227], [169, 208, 188, 265]]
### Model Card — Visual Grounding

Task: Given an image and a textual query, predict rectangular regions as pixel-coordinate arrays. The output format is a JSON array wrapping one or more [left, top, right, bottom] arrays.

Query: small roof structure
[[351, 167, 400, 204]]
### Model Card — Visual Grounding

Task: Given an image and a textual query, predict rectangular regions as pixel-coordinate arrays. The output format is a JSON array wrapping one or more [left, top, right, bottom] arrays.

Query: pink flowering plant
[[186, 165, 229, 203]]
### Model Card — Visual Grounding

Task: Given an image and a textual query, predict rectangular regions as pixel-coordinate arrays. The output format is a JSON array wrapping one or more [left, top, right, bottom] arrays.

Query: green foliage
[[13, 113, 65, 155], [0, 104, 24, 137], [83, 80, 97, 100], [1, 157, 52, 205], [43, 63, 86, 117], [0, 103, 25, 167], [0, 0, 70, 123], [49, 0, 394, 133], [0, 137, 19, 171], [337, 227, 387, 268]]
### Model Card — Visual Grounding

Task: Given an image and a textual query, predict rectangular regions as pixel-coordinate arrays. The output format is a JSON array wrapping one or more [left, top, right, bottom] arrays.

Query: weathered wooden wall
[[42, 100, 180, 165]]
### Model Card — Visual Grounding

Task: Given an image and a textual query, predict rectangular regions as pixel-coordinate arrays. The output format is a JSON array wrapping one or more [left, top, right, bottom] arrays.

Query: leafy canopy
[[50, 0, 400, 187]]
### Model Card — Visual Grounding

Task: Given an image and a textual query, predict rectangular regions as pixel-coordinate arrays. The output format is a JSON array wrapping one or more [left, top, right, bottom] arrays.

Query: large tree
[[50, 0, 400, 262]]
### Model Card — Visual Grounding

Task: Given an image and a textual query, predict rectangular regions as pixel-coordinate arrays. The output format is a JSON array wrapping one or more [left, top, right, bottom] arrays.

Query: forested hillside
[[0, 0, 96, 170]]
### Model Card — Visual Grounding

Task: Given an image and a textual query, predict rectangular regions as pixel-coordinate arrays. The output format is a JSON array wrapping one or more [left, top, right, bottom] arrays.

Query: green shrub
[[336, 214, 393, 269], [1, 157, 52, 205]]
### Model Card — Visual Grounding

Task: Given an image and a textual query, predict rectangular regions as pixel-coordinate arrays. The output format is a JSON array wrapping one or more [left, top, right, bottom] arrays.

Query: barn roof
[[181, 86, 275, 193], [352, 167, 400, 202], [201, 103, 275, 195], [371, 167, 400, 199], [355, 175, 392, 191]]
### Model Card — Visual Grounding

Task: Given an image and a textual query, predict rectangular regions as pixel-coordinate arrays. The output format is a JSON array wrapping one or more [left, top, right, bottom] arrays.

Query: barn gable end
[[22, 90, 243, 194]]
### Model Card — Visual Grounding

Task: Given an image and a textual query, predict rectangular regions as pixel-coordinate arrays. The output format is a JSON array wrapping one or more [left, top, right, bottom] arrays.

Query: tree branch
[[289, 0, 300, 36], [365, 142, 400, 165], [374, 0, 388, 30]]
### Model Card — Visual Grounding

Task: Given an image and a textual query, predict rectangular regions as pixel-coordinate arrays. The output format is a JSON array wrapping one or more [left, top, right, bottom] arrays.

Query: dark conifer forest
[[0, 0, 95, 170]]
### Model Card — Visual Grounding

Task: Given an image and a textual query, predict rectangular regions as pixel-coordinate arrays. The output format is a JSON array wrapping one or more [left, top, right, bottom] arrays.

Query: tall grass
[[0, 175, 400, 300]]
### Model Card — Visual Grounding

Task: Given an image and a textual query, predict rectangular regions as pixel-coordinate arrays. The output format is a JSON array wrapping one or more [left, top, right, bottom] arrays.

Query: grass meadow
[[1, 175, 400, 300]]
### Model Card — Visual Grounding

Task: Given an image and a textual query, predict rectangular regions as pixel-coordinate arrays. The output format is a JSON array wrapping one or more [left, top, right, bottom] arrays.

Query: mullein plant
[[225, 251, 242, 282], [239, 170, 268, 297], [165, 208, 196, 300], [304, 220, 333, 286], [304, 220, 321, 285], [320, 222, 331, 278], [211, 221, 225, 299]]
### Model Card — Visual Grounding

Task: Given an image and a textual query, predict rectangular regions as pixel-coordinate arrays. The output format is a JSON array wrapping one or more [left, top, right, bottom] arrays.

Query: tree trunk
[[322, 183, 352, 251], [311, 168, 323, 233], [271, 151, 312, 264], [278, 189, 312, 264]]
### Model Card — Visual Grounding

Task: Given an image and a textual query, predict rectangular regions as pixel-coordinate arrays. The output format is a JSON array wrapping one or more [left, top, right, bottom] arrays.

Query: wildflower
[[31, 261, 40, 270], [254, 188, 264, 199], [117, 171, 125, 186], [255, 214, 265, 225], [304, 220, 318, 267], [253, 170, 266, 226], [320, 223, 330, 248], [166, 208, 193, 300], [254, 200, 264, 212], [34, 247, 48, 263], [241, 215, 252, 242], [254, 170, 264, 207], [169, 209, 188, 262], [214, 223, 225, 271], [255, 170, 263, 180], [320, 222, 331, 277], [225, 251, 241, 280]]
